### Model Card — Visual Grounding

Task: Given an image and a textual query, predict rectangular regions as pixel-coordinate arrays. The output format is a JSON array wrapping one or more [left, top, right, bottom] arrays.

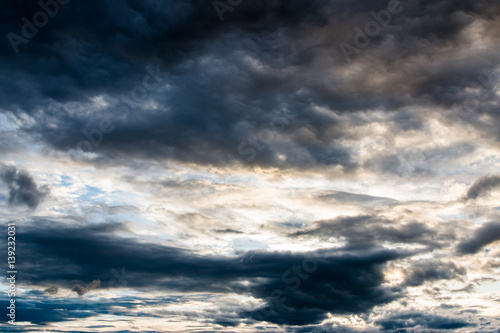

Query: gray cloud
[[71, 280, 101, 296], [316, 191, 400, 208], [457, 221, 500, 254], [291, 215, 438, 250], [43, 285, 59, 295], [376, 312, 473, 330], [0, 0, 498, 171], [464, 175, 500, 200], [213, 228, 244, 234], [403, 260, 466, 287], [0, 164, 49, 209]]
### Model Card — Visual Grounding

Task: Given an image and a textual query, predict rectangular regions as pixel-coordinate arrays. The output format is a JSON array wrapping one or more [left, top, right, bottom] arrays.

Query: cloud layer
[[1, 0, 500, 332]]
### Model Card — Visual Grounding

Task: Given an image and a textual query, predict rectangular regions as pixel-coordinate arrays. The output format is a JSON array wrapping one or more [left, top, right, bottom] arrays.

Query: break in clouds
[[1, 0, 500, 332]]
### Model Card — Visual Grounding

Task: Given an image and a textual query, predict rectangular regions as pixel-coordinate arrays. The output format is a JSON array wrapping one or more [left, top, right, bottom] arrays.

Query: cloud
[[464, 175, 500, 200], [376, 312, 473, 330], [291, 215, 437, 250], [14, 219, 416, 325], [0, 164, 49, 209], [71, 279, 101, 296], [1, 0, 498, 171], [457, 221, 500, 254], [9, 218, 473, 327], [317, 191, 400, 208], [242, 249, 405, 325], [403, 260, 466, 287], [1, 0, 500, 331], [0, 293, 154, 326], [213, 228, 244, 234], [43, 285, 58, 295]]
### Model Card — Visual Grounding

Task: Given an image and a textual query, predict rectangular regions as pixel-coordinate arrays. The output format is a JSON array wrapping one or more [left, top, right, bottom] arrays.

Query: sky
[[1, 0, 500, 332]]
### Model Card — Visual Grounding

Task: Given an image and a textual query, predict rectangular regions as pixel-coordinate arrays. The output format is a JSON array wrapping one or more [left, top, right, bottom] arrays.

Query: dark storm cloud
[[457, 221, 500, 254], [13, 219, 418, 325], [291, 215, 438, 250], [0, 0, 331, 110], [464, 175, 500, 200], [375, 312, 473, 330], [29, 66, 359, 170], [242, 249, 404, 325], [0, 0, 499, 170], [0, 164, 49, 209]]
